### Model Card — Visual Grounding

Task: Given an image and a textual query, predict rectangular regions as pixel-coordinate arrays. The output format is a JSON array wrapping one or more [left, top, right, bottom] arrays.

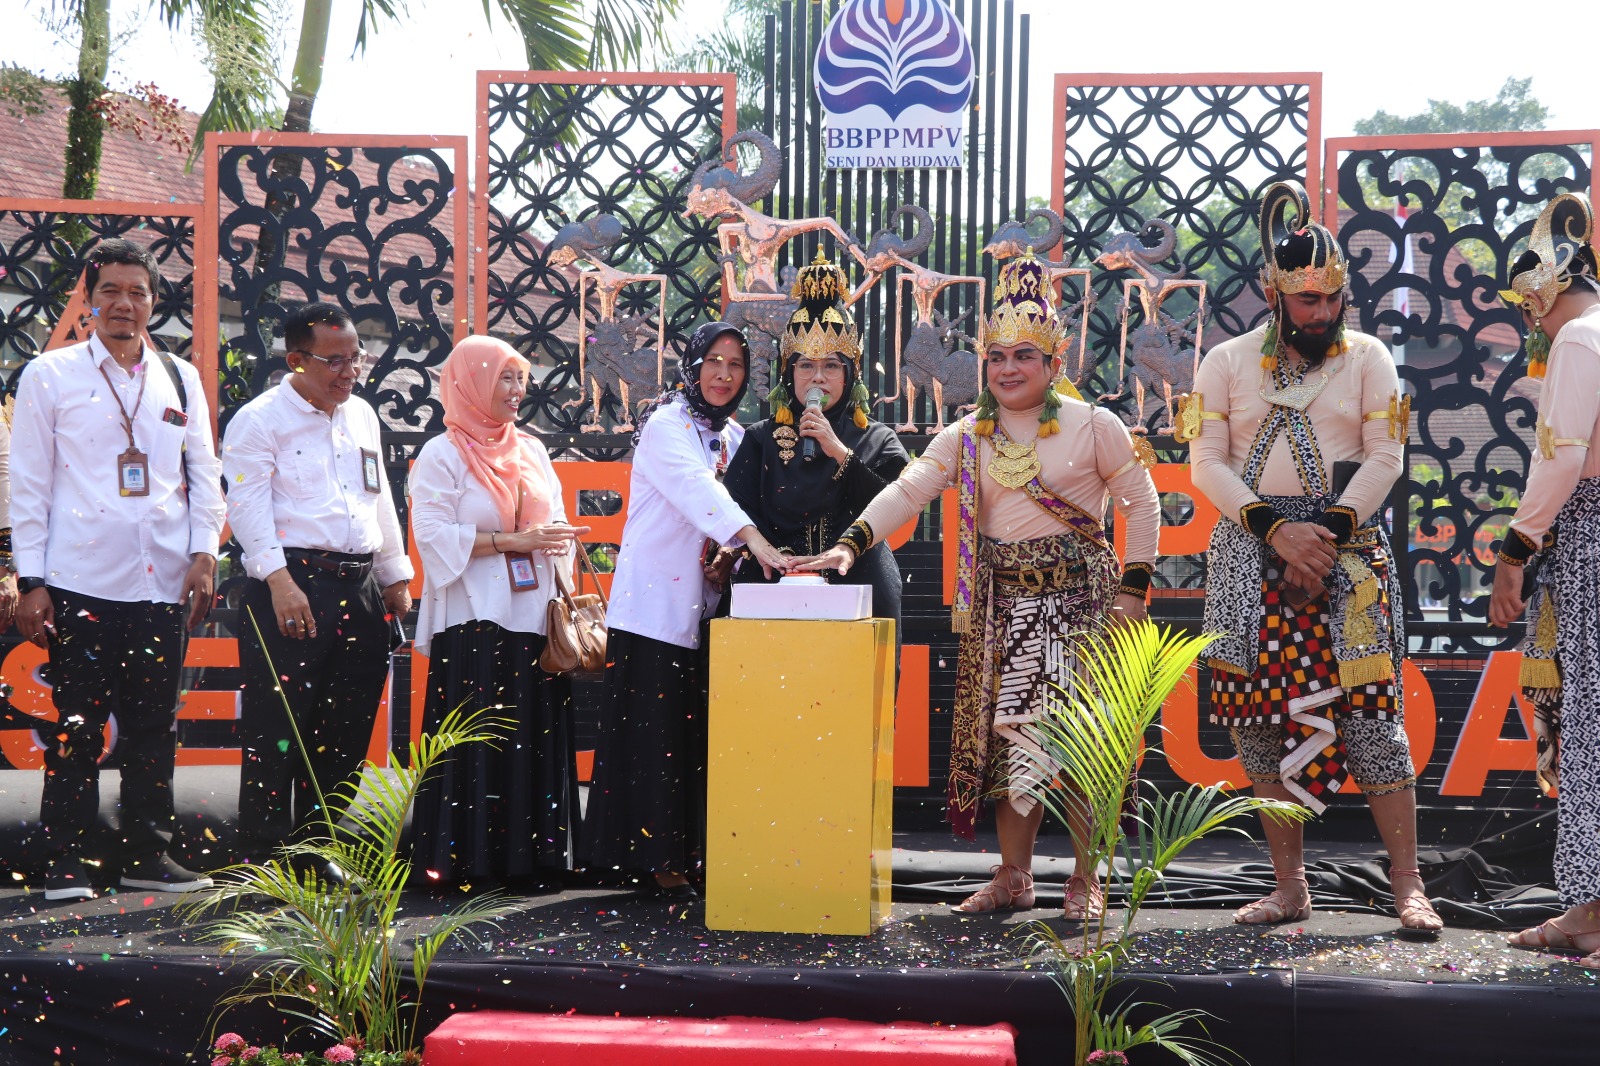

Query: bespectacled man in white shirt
[[11, 238, 226, 901], [222, 302, 413, 864]]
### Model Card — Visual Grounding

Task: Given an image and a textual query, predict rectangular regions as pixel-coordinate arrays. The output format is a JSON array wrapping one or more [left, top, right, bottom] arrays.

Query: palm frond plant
[[179, 610, 518, 1054], [1018, 620, 1312, 1066]]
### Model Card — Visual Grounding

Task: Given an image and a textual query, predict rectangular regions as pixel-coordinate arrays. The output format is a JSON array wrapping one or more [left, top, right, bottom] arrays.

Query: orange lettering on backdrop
[[1400, 657, 1436, 778], [1115, 464, 1220, 560], [1160, 665, 1249, 788], [1438, 651, 1537, 796], [894, 644, 931, 787]]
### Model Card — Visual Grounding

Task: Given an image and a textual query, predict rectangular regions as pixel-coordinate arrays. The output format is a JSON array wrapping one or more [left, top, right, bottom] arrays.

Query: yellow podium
[[705, 618, 896, 935]]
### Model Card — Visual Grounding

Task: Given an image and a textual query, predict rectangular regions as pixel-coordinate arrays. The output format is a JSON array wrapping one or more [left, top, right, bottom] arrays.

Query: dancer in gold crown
[[796, 251, 1159, 919], [1488, 193, 1600, 968], [1183, 180, 1440, 933]]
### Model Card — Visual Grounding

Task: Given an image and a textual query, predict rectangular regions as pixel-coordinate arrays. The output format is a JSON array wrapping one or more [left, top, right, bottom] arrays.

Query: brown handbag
[[540, 545, 609, 675]]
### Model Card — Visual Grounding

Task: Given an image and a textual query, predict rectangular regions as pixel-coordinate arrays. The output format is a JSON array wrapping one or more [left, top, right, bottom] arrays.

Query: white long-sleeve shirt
[[607, 396, 752, 649], [408, 432, 572, 656], [221, 380, 412, 587], [10, 335, 225, 603]]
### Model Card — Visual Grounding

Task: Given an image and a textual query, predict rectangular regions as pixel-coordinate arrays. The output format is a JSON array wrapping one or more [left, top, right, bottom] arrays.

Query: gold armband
[[1173, 392, 1227, 444], [1536, 415, 1590, 460], [1364, 392, 1411, 444]]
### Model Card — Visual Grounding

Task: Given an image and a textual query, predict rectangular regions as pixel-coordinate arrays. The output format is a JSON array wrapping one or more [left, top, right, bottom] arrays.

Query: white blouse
[[607, 396, 751, 650], [408, 432, 572, 657]]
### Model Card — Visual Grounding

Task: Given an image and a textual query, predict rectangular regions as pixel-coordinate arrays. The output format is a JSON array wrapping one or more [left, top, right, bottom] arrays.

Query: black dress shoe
[[654, 881, 699, 901]]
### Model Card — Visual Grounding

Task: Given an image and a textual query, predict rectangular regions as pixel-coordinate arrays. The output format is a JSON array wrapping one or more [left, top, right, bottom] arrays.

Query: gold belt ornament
[[991, 558, 1084, 592]]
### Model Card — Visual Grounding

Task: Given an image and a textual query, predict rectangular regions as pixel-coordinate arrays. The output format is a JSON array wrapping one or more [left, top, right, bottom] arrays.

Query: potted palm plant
[[1020, 620, 1311, 1066], [181, 615, 518, 1057]]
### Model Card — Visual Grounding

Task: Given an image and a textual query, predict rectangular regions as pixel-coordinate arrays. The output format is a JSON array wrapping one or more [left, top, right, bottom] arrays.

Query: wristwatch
[[16, 577, 48, 594]]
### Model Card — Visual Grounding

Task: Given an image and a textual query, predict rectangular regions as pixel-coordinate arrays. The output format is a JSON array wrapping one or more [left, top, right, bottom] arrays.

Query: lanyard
[[96, 356, 147, 450]]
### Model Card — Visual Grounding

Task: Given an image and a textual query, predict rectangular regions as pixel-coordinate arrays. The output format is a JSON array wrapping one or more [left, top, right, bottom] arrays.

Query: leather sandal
[[952, 864, 1035, 913], [1390, 868, 1443, 935], [1508, 916, 1600, 954], [1062, 873, 1105, 922], [1233, 871, 1312, 926]]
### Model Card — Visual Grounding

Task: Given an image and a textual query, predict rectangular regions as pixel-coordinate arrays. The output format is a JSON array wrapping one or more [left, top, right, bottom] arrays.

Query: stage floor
[[2, 768, 1597, 1065]]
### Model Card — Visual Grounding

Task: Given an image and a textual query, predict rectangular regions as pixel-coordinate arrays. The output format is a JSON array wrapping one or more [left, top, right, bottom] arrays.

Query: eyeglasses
[[291, 349, 370, 374], [794, 358, 849, 375]]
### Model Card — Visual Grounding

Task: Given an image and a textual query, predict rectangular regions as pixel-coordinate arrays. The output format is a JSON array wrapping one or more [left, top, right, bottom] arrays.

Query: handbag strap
[[552, 540, 609, 611]]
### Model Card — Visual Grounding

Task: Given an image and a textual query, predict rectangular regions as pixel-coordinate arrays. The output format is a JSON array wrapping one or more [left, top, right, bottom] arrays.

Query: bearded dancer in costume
[[797, 252, 1160, 918], [1181, 181, 1441, 933], [724, 255, 910, 655], [1487, 193, 1600, 967]]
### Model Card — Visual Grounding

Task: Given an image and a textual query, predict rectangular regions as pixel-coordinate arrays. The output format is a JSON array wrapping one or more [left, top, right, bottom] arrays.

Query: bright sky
[[6, 0, 1598, 198]]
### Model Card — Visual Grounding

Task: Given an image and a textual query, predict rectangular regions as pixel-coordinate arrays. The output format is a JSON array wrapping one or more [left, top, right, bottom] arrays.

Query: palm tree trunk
[[250, 0, 331, 372], [62, 0, 111, 202]]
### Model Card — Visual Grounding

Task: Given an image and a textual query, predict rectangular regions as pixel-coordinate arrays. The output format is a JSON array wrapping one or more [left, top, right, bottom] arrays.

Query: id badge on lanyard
[[504, 482, 539, 591], [98, 358, 150, 497]]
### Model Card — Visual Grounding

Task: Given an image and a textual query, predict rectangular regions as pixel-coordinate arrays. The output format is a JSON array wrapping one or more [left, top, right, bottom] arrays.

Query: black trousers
[[237, 553, 392, 846], [39, 588, 186, 864]]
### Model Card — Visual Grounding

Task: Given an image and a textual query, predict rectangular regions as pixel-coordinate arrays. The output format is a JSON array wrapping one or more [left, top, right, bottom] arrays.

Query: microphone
[[801, 386, 825, 462]]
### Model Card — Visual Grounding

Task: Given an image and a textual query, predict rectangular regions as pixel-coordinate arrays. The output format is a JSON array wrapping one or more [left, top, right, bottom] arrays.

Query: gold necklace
[[989, 434, 1042, 490], [1259, 361, 1330, 412]]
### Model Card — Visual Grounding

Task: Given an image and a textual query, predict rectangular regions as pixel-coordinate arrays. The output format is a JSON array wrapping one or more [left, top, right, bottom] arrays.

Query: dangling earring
[[1260, 309, 1280, 373], [1527, 317, 1552, 379], [767, 380, 794, 424], [974, 387, 998, 437], [1038, 379, 1062, 437], [850, 377, 870, 429]]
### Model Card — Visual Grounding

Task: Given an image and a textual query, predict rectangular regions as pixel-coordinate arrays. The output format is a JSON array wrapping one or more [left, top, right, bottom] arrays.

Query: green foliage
[[1018, 620, 1312, 1066], [180, 610, 517, 1054], [0, 64, 52, 118], [1348, 79, 1562, 276], [667, 0, 782, 134], [1353, 77, 1548, 136]]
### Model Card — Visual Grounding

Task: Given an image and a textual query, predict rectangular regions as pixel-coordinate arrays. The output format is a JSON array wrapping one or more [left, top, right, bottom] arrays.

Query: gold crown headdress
[[983, 250, 1064, 353], [972, 250, 1072, 438], [770, 252, 868, 427], [1499, 193, 1594, 376], [1259, 180, 1347, 296]]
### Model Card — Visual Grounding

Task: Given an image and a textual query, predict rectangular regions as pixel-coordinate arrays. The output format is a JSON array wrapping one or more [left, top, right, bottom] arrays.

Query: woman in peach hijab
[[408, 336, 590, 888]]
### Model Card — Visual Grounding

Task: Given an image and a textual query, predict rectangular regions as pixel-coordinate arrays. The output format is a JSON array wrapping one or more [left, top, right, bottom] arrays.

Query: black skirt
[[409, 620, 577, 882], [579, 627, 708, 878]]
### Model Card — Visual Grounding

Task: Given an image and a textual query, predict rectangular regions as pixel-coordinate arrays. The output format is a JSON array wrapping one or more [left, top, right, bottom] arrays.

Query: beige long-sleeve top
[[1190, 327, 1404, 525], [855, 396, 1160, 564], [1509, 303, 1600, 543]]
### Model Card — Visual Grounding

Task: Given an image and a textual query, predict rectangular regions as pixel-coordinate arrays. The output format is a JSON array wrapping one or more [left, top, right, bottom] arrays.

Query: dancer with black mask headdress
[[1181, 180, 1441, 934], [580, 321, 789, 899], [723, 254, 910, 658]]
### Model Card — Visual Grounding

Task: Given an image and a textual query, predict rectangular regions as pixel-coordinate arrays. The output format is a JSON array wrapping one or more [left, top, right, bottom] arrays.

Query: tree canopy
[[1353, 77, 1548, 136]]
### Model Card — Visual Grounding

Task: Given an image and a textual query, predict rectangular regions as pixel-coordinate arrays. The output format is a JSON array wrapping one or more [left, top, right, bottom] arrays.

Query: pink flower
[[283, 1056, 304, 1064], [342, 1035, 367, 1050], [1086, 1053, 1128, 1066], [323, 1045, 357, 1064], [215, 1034, 247, 1054], [241, 1049, 263, 1063], [211, 1056, 232, 1066]]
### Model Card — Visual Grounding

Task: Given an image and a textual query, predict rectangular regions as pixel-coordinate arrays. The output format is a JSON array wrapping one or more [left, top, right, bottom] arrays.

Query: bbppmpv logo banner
[[815, 0, 974, 170]]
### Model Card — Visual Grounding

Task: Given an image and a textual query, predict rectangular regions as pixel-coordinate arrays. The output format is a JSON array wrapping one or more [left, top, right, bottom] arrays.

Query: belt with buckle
[[287, 550, 373, 581], [990, 558, 1084, 593]]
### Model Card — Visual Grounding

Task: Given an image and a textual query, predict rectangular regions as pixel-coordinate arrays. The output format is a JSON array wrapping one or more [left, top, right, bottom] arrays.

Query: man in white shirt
[[221, 302, 413, 862], [12, 239, 226, 901]]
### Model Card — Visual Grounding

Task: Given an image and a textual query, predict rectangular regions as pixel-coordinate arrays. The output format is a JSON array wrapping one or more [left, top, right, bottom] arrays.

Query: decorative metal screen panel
[[474, 72, 734, 457], [1052, 75, 1319, 411], [1050, 75, 1318, 588], [195, 132, 468, 434], [1327, 132, 1598, 652], [0, 198, 198, 394]]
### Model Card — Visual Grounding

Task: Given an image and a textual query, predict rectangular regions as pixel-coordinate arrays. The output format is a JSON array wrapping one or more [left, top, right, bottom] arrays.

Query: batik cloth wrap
[[1517, 477, 1600, 905], [947, 416, 1120, 839], [1520, 537, 1563, 799], [1203, 361, 1406, 813]]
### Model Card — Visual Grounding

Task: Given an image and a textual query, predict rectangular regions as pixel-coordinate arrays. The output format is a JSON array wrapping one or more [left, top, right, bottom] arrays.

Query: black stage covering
[[1, 770, 1596, 1065]]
